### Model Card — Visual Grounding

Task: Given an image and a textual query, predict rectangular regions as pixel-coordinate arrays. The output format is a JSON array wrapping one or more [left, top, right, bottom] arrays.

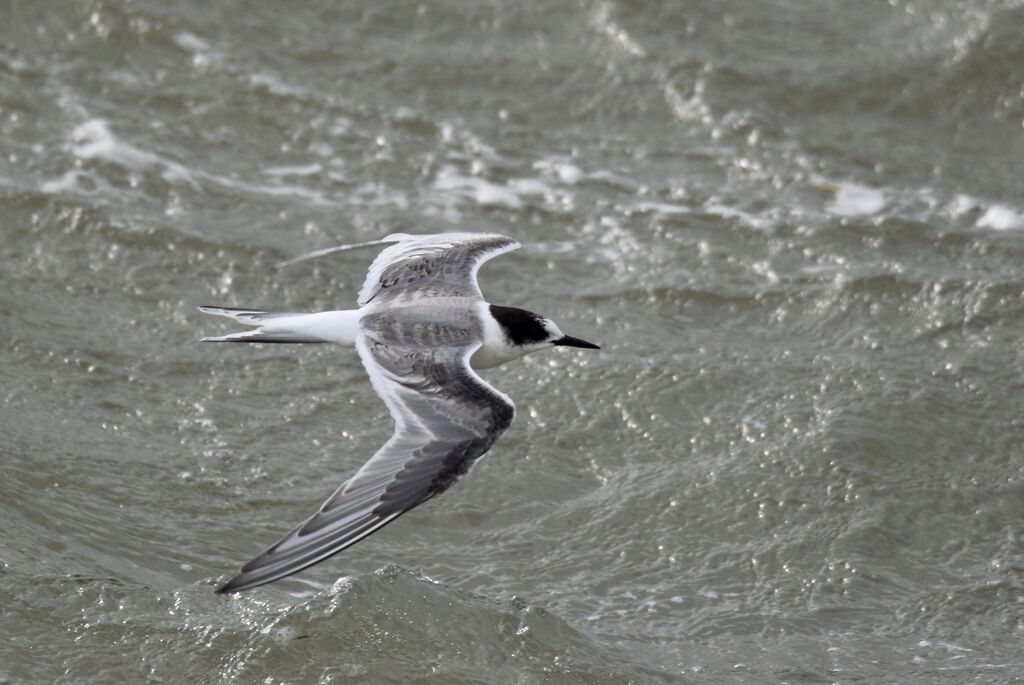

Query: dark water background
[[2, 1, 1023, 682]]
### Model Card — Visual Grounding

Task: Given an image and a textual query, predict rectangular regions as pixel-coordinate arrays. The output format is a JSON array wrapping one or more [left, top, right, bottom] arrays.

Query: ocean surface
[[2, 1, 1023, 682]]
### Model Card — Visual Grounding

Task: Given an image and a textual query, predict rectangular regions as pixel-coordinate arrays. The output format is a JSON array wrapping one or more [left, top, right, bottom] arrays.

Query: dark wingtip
[[553, 335, 601, 350]]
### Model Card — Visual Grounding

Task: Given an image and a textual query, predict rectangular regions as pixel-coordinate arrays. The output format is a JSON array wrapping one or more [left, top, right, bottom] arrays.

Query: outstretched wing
[[357, 233, 520, 306], [217, 335, 515, 593]]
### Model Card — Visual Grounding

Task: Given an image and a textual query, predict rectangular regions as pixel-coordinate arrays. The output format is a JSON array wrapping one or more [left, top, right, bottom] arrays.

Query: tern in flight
[[200, 232, 599, 593]]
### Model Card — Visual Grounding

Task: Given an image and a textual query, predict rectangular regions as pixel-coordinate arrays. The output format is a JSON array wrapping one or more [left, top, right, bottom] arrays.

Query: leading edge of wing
[[216, 339, 515, 594]]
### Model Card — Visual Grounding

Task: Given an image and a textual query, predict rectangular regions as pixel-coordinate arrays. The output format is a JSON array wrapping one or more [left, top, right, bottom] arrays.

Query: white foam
[[587, 169, 643, 191], [212, 175, 336, 205], [173, 32, 210, 53], [249, 72, 307, 97], [950, 194, 978, 216], [977, 204, 1024, 231], [432, 165, 552, 209], [72, 119, 195, 184], [507, 178, 549, 195], [556, 163, 583, 184], [945, 194, 1024, 230], [172, 32, 218, 68], [437, 176, 521, 208], [263, 163, 323, 178], [65, 119, 347, 203], [437, 121, 500, 161], [40, 170, 89, 195], [591, 2, 646, 57], [633, 201, 691, 216], [533, 159, 584, 184], [582, 215, 644, 265], [825, 180, 887, 217], [705, 203, 774, 233]]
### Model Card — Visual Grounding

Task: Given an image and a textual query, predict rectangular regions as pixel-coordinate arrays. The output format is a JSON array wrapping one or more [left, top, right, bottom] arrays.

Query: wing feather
[[357, 233, 520, 306], [217, 335, 515, 593]]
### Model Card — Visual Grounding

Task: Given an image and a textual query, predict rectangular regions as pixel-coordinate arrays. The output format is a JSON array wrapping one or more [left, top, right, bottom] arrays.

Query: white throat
[[471, 301, 538, 369]]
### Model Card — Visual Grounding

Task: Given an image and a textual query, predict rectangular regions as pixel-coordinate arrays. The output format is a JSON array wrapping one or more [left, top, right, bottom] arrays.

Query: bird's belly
[[469, 342, 524, 369]]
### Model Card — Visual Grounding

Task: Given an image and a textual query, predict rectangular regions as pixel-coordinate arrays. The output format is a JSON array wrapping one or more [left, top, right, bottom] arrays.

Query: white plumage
[[200, 232, 599, 593]]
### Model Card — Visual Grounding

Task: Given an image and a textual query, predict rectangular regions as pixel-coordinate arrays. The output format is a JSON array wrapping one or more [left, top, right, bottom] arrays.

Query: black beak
[[553, 335, 601, 349]]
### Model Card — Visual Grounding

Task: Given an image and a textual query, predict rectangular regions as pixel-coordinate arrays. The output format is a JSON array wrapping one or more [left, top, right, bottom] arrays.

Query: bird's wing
[[357, 233, 520, 306], [217, 334, 516, 593]]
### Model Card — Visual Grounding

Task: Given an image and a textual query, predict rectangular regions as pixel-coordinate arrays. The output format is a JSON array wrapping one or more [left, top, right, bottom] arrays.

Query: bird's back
[[359, 296, 485, 351]]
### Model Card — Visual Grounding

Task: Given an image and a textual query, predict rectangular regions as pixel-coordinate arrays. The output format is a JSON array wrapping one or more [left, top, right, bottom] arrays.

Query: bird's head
[[489, 305, 600, 355]]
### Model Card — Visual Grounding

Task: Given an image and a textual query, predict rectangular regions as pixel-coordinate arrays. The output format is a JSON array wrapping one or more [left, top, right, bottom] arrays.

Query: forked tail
[[198, 306, 360, 344]]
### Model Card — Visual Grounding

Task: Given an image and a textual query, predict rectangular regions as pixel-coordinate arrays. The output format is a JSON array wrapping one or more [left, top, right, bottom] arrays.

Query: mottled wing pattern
[[357, 233, 520, 306], [217, 332, 515, 593]]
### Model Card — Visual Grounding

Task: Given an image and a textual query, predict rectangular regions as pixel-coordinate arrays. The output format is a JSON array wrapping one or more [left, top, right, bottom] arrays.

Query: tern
[[200, 232, 599, 593]]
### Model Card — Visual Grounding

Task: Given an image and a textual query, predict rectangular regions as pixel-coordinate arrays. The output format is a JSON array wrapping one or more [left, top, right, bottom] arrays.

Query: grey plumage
[[358, 233, 519, 304], [214, 234, 522, 593], [205, 233, 599, 593]]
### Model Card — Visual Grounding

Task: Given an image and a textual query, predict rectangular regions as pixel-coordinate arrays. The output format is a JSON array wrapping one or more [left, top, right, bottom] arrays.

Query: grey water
[[2, 1, 1023, 683]]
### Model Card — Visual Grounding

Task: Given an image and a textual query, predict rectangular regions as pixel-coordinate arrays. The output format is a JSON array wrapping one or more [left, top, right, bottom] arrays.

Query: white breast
[[470, 301, 528, 369]]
